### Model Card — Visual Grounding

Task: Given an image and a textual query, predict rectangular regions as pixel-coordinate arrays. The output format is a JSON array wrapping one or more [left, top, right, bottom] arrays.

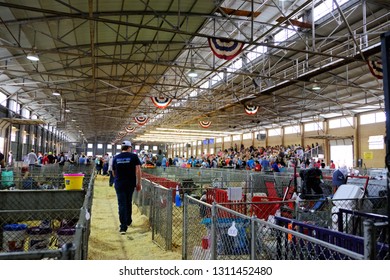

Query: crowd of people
[[17, 150, 93, 168], [144, 143, 334, 172]]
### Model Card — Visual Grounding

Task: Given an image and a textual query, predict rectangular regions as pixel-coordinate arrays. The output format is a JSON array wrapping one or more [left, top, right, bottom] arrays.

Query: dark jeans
[[114, 185, 135, 232], [109, 171, 114, 186]]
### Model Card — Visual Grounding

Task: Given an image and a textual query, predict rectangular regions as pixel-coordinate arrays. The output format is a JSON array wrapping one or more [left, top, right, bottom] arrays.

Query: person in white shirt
[[27, 149, 38, 167], [8, 151, 13, 167]]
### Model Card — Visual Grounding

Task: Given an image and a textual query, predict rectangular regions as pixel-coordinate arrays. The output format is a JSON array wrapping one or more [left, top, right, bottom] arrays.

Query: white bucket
[[27, 227, 52, 251], [56, 228, 75, 248], [2, 224, 27, 252]]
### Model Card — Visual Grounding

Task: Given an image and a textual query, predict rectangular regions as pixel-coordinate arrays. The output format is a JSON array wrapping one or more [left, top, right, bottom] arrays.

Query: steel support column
[[380, 31, 390, 248]]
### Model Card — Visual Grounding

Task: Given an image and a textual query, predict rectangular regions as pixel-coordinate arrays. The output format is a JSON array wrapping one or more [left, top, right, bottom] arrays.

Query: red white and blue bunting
[[208, 37, 244, 61], [117, 131, 127, 138], [367, 60, 383, 79], [124, 125, 136, 133], [199, 120, 212, 128], [134, 116, 148, 126], [244, 104, 259, 115], [151, 96, 172, 109]]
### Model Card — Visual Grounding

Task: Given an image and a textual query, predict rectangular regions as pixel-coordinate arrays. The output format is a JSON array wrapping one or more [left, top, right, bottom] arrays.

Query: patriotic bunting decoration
[[199, 120, 212, 128], [367, 60, 383, 79], [244, 104, 259, 115], [117, 131, 126, 138], [134, 116, 148, 126], [208, 37, 244, 60], [151, 96, 172, 109], [124, 125, 136, 133]]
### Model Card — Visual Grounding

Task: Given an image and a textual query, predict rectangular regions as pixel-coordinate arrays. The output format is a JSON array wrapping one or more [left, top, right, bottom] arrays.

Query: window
[[0, 137, 4, 153], [11, 128, 16, 142], [232, 135, 241, 141], [243, 133, 252, 140], [216, 138, 222, 143], [210, 148, 214, 154], [197, 141, 202, 145], [135, 145, 140, 150], [224, 136, 231, 142], [97, 144, 103, 149], [23, 131, 28, 144], [0, 91, 7, 107], [268, 128, 281, 137], [274, 28, 296, 45], [88, 143, 93, 149], [368, 135, 384, 150], [107, 144, 112, 149], [314, 0, 350, 22], [360, 112, 386, 125], [211, 73, 223, 86], [329, 117, 353, 128], [227, 59, 243, 73], [144, 145, 149, 151], [116, 144, 121, 150], [305, 122, 323, 132], [8, 99, 17, 112], [284, 125, 300, 135], [153, 146, 158, 151], [21, 108, 31, 118]]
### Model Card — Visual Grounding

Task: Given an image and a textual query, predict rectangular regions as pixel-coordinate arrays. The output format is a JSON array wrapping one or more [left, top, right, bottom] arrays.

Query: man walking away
[[112, 140, 142, 235], [27, 149, 38, 170]]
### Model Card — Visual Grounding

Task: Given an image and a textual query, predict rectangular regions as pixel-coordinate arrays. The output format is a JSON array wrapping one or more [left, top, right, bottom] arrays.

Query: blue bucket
[[2, 223, 27, 251]]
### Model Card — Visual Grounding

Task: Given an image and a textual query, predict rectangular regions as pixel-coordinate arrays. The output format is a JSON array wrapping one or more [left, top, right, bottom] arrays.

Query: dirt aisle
[[87, 175, 181, 260]]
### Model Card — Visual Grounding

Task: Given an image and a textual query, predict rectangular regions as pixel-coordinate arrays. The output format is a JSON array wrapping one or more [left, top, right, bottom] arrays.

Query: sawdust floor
[[87, 175, 181, 260]]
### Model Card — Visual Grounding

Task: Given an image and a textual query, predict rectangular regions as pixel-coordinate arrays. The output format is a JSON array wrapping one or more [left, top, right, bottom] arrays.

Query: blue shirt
[[271, 162, 280, 172], [247, 158, 255, 169], [112, 152, 141, 187]]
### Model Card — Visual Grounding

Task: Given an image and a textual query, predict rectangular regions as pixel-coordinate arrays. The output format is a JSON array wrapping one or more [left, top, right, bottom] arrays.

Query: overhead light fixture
[[65, 109, 70, 113], [27, 31, 39, 61], [52, 91, 60, 96], [188, 69, 198, 78], [27, 49, 39, 61], [187, 45, 198, 78], [312, 84, 321, 91]]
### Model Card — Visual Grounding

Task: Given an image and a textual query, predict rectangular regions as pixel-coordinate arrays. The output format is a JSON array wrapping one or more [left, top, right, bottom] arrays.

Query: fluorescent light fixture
[[27, 50, 39, 61], [312, 84, 321, 90], [52, 91, 61, 96], [188, 69, 198, 78], [65, 109, 70, 112]]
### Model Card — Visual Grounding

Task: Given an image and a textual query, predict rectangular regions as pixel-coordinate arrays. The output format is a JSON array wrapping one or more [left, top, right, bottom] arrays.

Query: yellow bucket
[[63, 174, 84, 190]]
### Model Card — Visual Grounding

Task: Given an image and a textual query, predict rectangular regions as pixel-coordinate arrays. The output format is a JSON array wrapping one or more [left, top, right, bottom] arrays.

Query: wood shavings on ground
[[87, 175, 181, 260]]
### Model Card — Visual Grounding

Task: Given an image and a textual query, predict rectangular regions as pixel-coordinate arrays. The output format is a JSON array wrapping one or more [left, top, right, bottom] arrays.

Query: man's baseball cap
[[122, 140, 132, 147]]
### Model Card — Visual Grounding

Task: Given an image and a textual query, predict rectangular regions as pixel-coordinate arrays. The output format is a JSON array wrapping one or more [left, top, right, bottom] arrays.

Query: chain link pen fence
[[182, 195, 373, 260], [0, 165, 95, 260], [140, 167, 389, 260]]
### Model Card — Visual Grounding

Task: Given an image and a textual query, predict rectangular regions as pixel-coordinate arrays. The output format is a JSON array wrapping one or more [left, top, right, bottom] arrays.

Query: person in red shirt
[[330, 160, 336, 169], [41, 153, 49, 165], [254, 160, 262, 172]]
